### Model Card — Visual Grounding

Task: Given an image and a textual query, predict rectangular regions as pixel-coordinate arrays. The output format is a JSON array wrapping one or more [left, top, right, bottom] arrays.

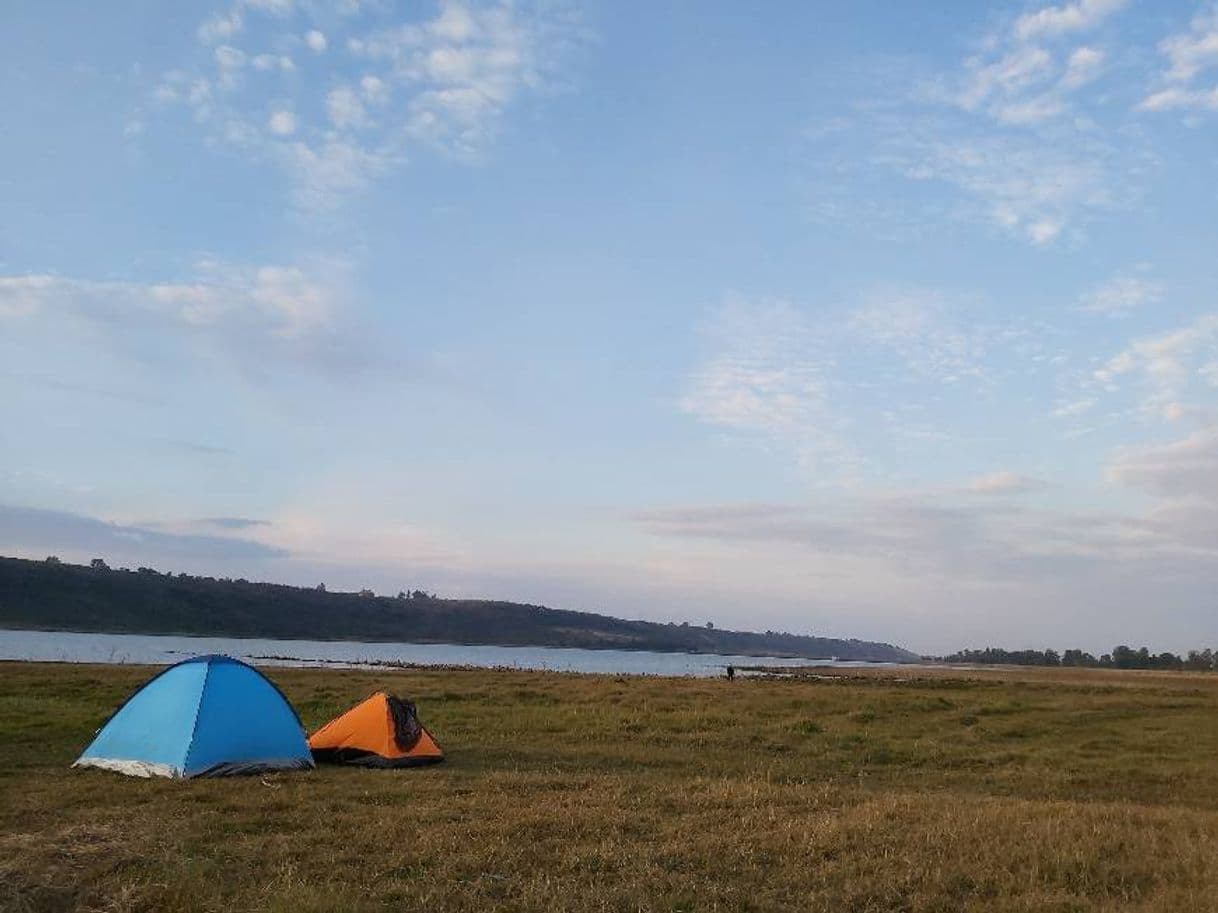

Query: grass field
[[2, 661, 1217, 912]]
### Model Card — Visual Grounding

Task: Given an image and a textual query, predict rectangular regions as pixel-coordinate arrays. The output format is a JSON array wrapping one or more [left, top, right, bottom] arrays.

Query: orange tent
[[308, 692, 444, 768]]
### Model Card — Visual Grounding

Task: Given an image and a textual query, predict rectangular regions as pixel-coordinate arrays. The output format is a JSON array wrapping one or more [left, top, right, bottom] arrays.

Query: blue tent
[[74, 655, 314, 779]]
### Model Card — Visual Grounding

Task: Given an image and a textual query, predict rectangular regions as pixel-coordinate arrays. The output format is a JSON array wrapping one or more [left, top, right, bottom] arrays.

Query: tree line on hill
[[930, 646, 1218, 671], [0, 555, 921, 663]]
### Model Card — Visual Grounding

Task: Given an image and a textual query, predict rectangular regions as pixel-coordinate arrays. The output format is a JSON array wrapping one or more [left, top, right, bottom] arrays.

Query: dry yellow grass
[[2, 661, 1216, 912]]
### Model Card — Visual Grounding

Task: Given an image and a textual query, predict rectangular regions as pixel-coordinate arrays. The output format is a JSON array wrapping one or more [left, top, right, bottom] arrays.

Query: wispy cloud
[[154, 0, 584, 209], [678, 298, 847, 472], [349, 0, 575, 157], [0, 504, 287, 564], [201, 516, 270, 529], [0, 261, 371, 376], [1138, 3, 1218, 113], [850, 287, 989, 381], [808, 0, 1150, 246], [1106, 425, 1218, 557], [680, 290, 1018, 476], [939, 120, 1115, 206], [167, 440, 238, 457], [0, 371, 164, 407], [1061, 45, 1106, 88], [1108, 425, 1218, 501], [952, 0, 1125, 126], [818, 104, 1127, 249], [1093, 312, 1218, 415], [965, 471, 1050, 495], [1013, 0, 1127, 42], [1078, 274, 1164, 316], [1053, 396, 1097, 418], [631, 484, 1218, 585]]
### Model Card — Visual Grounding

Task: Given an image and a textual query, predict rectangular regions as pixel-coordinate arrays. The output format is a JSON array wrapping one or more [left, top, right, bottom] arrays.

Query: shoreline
[[0, 624, 907, 665]]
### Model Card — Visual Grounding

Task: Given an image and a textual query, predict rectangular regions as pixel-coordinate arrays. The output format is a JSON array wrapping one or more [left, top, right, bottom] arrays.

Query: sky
[[1, 0, 1216, 655]]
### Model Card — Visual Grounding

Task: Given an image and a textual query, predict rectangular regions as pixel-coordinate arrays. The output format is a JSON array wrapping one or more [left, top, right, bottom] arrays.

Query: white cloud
[[305, 29, 327, 52], [1160, 3, 1218, 82], [360, 75, 387, 103], [214, 45, 246, 71], [958, 46, 1055, 113], [679, 299, 832, 440], [214, 44, 246, 89], [1027, 218, 1064, 245], [1062, 46, 1105, 88], [955, 5, 1123, 125], [849, 287, 987, 380], [1014, 0, 1127, 41], [1053, 397, 1096, 417], [966, 471, 1048, 495], [1138, 86, 1218, 112], [0, 262, 356, 371], [632, 484, 1217, 587], [0, 275, 56, 318], [679, 291, 1016, 476], [1140, 4, 1218, 113], [353, 1, 564, 157], [198, 12, 242, 44], [994, 95, 1067, 126], [244, 0, 293, 14], [245, 265, 333, 337], [1079, 275, 1164, 316], [873, 124, 1117, 245], [1094, 313, 1218, 413], [156, 0, 582, 209], [815, 1, 1140, 248], [252, 53, 294, 72], [1108, 426, 1218, 502], [282, 140, 394, 210], [325, 86, 368, 129], [268, 109, 296, 135], [622, 491, 1218, 653], [431, 3, 478, 43]]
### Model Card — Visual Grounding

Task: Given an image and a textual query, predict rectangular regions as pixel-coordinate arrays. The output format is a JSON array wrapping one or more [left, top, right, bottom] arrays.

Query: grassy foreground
[[2, 662, 1217, 912]]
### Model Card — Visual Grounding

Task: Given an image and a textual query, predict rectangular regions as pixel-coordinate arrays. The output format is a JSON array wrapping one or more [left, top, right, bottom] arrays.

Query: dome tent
[[74, 655, 313, 779], [309, 692, 444, 767]]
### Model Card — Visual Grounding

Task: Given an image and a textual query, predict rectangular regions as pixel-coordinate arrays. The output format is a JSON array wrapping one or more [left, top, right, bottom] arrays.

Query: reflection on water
[[0, 628, 883, 678]]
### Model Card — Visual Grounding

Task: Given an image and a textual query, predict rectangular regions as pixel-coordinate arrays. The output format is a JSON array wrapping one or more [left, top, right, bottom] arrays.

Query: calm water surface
[[0, 628, 881, 677]]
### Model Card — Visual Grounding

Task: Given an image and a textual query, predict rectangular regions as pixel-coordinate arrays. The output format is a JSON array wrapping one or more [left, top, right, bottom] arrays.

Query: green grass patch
[[1, 661, 1217, 912]]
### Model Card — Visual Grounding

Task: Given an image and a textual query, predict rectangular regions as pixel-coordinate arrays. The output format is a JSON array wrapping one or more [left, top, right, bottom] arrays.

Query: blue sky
[[2, 0, 1216, 654]]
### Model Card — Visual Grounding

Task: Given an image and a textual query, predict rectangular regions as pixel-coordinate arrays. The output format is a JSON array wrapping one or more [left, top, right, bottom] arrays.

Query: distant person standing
[[726, 665, 736, 681]]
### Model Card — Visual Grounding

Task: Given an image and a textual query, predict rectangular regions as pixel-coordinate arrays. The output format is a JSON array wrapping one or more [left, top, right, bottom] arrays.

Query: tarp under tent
[[309, 692, 444, 767], [74, 655, 314, 779]]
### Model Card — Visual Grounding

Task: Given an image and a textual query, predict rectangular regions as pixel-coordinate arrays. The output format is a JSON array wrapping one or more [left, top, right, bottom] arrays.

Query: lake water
[[0, 628, 879, 678]]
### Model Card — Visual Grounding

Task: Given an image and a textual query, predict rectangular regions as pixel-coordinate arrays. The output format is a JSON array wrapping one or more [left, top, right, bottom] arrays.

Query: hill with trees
[[0, 555, 920, 662], [930, 646, 1217, 671]]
